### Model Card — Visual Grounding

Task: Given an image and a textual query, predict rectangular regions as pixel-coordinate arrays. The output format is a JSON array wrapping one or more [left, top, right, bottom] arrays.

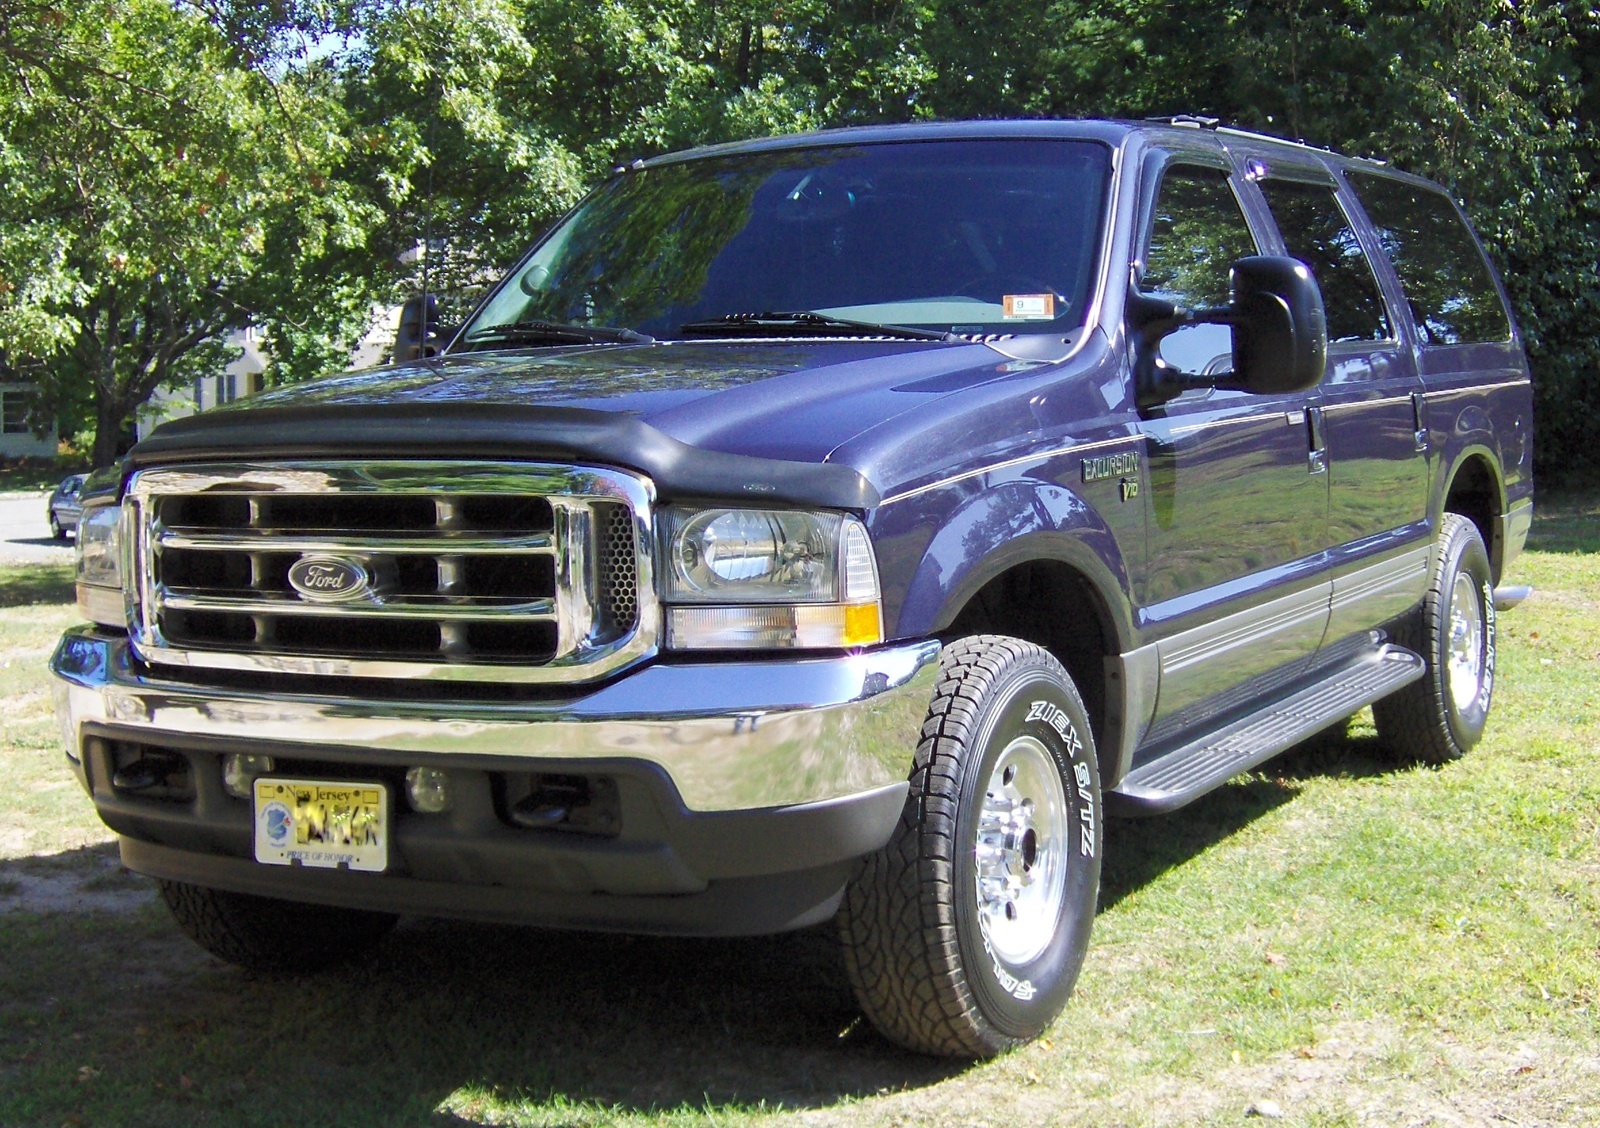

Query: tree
[[0, 0, 379, 463]]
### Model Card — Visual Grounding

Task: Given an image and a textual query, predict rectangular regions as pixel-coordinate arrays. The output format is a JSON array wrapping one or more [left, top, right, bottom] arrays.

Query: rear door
[[1243, 157, 1432, 644]]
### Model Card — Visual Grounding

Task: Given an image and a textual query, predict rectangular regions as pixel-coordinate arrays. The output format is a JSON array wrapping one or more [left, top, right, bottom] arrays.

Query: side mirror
[[395, 295, 457, 362], [1227, 256, 1327, 395], [1131, 254, 1328, 406]]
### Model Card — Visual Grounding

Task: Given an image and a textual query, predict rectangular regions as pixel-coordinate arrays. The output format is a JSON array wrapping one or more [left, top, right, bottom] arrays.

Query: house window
[[2, 390, 32, 434]]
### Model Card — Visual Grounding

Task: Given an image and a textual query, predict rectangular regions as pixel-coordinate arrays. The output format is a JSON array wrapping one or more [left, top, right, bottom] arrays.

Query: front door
[[1132, 153, 1330, 743]]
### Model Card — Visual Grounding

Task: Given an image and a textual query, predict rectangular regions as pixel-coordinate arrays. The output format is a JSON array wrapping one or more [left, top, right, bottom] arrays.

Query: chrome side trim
[[1419, 377, 1532, 398], [1326, 545, 1430, 640], [1151, 580, 1331, 721], [1105, 641, 1160, 787], [124, 461, 659, 685], [1329, 546, 1430, 611], [1167, 412, 1274, 437], [878, 436, 1139, 507], [1319, 394, 1415, 412], [52, 630, 941, 812], [1160, 585, 1330, 674]]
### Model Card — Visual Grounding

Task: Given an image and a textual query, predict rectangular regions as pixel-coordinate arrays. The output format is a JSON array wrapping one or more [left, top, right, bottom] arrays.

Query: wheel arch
[[1436, 446, 1507, 580], [892, 481, 1137, 787]]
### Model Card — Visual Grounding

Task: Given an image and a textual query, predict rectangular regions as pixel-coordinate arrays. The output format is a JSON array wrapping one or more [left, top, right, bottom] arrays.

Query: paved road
[[0, 493, 75, 565]]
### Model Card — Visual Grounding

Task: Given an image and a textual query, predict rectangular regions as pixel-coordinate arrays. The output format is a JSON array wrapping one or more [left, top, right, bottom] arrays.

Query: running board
[[1107, 644, 1426, 817]]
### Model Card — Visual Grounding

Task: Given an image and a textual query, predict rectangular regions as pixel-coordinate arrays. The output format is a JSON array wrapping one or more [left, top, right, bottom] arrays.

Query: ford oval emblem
[[287, 555, 372, 603]]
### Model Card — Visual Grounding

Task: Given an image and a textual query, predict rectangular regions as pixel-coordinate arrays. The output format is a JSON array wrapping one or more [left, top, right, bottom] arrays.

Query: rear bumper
[[49, 629, 940, 934]]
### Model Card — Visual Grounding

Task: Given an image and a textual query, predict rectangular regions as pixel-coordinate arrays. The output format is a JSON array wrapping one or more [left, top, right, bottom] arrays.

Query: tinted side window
[[1141, 166, 1259, 374], [1349, 174, 1511, 345], [1259, 180, 1391, 344]]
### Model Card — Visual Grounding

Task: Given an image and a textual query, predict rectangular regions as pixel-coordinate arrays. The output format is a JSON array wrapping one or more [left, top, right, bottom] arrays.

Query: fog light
[[222, 754, 275, 799], [405, 766, 451, 813]]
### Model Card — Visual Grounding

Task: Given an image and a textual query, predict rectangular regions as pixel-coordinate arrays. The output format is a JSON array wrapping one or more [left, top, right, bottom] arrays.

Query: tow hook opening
[[106, 742, 194, 802], [499, 772, 621, 837]]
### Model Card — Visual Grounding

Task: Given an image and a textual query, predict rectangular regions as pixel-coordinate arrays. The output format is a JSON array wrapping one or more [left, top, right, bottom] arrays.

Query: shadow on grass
[[4, 725, 1420, 1126], [1, 846, 962, 1128], [0, 563, 74, 607], [1099, 718, 1404, 912], [1526, 487, 1600, 554]]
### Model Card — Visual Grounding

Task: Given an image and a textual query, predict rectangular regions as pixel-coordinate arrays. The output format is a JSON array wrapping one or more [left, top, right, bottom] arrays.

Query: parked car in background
[[47, 473, 86, 539]]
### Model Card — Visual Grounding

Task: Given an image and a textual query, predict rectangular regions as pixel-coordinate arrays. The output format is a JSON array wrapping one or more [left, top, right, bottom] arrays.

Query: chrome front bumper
[[50, 628, 941, 813]]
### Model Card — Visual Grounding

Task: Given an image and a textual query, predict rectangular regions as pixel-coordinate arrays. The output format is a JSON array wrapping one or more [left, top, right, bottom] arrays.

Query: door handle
[[1305, 405, 1327, 475], [1411, 391, 1429, 453]]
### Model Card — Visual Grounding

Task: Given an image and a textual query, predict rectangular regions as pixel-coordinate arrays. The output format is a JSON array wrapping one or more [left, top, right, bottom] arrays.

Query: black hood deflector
[[126, 401, 880, 510]]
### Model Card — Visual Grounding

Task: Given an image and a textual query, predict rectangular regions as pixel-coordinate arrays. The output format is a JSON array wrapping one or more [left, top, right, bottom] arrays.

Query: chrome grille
[[126, 462, 656, 683]]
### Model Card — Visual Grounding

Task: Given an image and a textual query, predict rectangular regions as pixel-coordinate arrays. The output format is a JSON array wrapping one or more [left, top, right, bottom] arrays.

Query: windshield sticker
[[1003, 294, 1055, 320]]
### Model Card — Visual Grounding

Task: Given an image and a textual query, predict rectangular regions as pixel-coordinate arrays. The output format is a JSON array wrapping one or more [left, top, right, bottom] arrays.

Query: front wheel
[[49, 512, 65, 540], [1374, 513, 1497, 763], [839, 636, 1102, 1058], [158, 880, 397, 972]]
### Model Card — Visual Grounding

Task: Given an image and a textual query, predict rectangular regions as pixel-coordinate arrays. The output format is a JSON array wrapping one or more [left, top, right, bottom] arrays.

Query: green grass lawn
[[0, 457, 90, 494], [1, 499, 1597, 1127]]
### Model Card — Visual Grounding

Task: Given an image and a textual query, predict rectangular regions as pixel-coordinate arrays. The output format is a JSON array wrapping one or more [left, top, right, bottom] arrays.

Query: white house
[[0, 380, 58, 458], [136, 308, 401, 441]]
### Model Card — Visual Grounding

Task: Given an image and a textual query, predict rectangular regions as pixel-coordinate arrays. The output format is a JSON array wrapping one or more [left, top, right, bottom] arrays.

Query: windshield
[[459, 138, 1111, 345]]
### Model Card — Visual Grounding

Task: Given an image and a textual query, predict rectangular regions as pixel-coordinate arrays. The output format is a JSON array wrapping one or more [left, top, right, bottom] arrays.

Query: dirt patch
[[792, 1021, 1600, 1127], [0, 845, 156, 916]]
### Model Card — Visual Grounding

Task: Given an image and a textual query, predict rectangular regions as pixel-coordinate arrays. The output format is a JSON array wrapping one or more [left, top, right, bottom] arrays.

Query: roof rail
[[1145, 114, 1221, 129]]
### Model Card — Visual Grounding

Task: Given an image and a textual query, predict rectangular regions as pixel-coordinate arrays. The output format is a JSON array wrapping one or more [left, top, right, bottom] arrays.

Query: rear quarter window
[[1348, 173, 1511, 345]]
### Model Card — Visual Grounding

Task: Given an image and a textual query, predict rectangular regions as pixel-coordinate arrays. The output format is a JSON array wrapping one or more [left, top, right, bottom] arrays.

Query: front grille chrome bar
[[125, 461, 657, 684], [156, 531, 558, 556], [159, 593, 559, 620]]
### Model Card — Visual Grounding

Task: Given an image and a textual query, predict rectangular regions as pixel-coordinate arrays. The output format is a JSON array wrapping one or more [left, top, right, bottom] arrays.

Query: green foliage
[[0, 0, 381, 460], [1, 0, 1595, 470]]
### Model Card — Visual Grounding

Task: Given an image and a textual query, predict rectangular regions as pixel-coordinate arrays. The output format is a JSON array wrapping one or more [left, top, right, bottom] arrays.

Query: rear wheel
[[839, 636, 1101, 1058], [1374, 513, 1496, 763], [48, 512, 65, 540], [158, 880, 397, 972]]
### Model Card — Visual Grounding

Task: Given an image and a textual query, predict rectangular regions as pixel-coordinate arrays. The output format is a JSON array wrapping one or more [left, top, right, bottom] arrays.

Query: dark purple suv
[[52, 119, 1532, 1058]]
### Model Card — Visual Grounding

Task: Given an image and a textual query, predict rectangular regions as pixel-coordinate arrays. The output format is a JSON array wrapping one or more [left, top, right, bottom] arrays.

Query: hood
[[220, 339, 1041, 463]]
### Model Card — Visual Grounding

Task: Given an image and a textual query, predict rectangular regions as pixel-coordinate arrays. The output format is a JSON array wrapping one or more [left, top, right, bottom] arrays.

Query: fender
[[896, 479, 1136, 652]]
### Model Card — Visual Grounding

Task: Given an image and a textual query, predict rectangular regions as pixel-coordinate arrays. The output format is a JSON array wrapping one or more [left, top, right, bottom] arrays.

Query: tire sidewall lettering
[[955, 663, 1101, 1035], [1440, 527, 1495, 747]]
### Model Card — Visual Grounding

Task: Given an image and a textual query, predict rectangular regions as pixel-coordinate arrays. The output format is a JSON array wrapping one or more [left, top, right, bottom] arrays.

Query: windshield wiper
[[462, 320, 654, 347], [678, 311, 955, 342]]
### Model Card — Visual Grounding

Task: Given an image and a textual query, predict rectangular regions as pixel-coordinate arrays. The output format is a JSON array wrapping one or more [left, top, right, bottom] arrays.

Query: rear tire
[[1373, 513, 1496, 763], [838, 636, 1102, 1058], [49, 513, 65, 540], [158, 880, 397, 972]]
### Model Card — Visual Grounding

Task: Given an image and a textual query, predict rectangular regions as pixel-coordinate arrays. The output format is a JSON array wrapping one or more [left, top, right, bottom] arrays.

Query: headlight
[[659, 507, 882, 650], [76, 503, 126, 627]]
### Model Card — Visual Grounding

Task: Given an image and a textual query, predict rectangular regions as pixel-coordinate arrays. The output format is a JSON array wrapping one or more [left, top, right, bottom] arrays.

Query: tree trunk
[[92, 386, 128, 467]]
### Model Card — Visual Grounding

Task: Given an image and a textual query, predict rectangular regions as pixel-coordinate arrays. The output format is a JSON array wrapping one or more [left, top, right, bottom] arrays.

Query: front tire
[[1374, 513, 1497, 762], [158, 880, 397, 972], [839, 636, 1102, 1058], [49, 513, 65, 540]]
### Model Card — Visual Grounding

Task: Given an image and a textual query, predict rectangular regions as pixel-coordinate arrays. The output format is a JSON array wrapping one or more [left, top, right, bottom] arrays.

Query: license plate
[[253, 778, 388, 872]]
